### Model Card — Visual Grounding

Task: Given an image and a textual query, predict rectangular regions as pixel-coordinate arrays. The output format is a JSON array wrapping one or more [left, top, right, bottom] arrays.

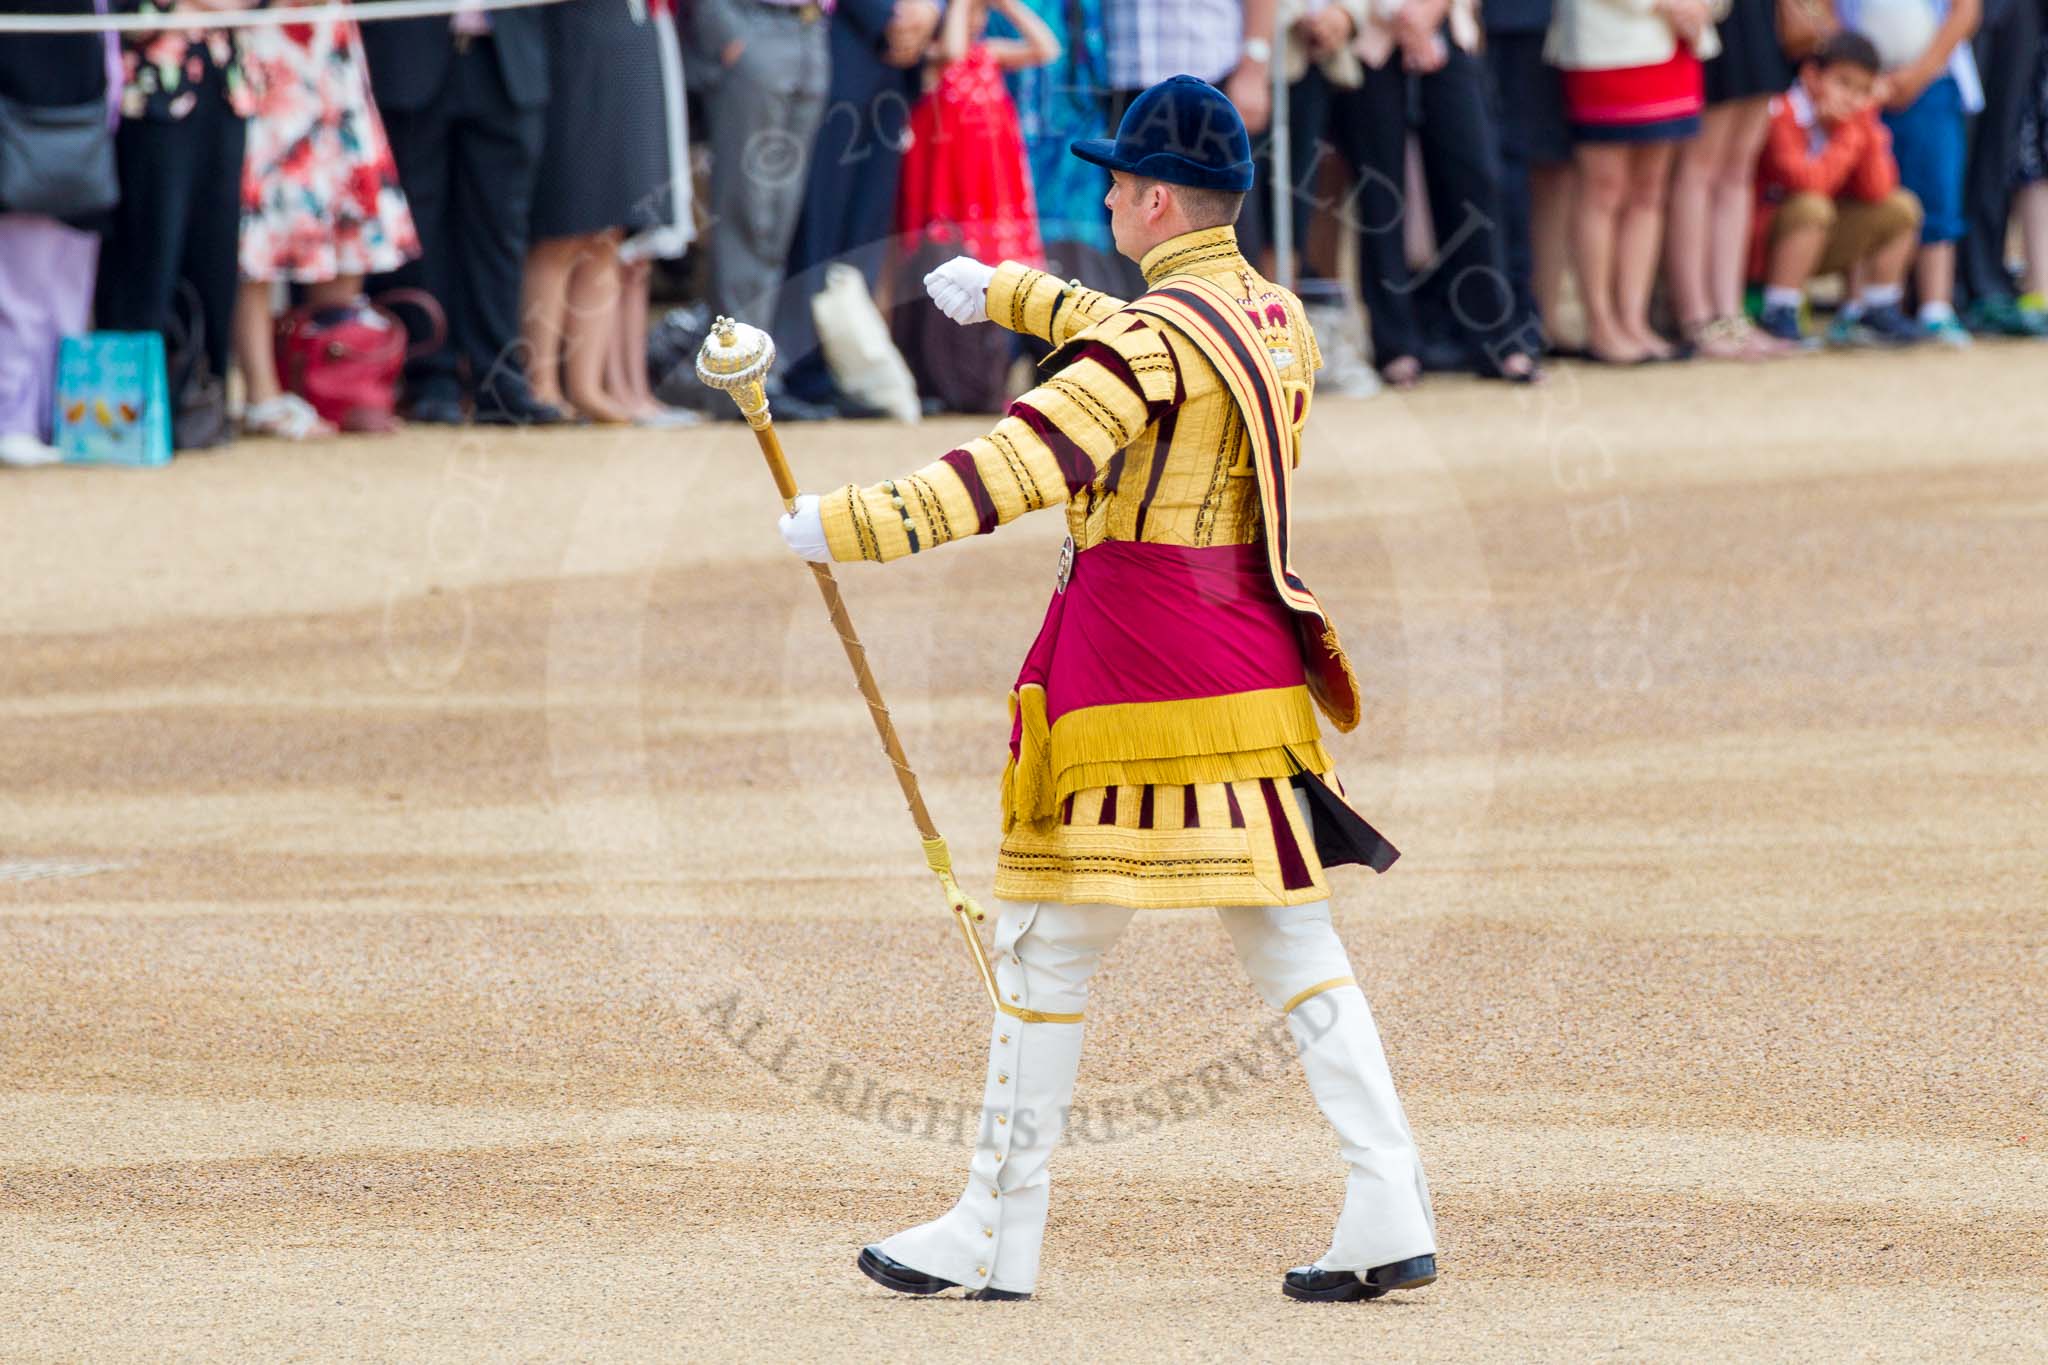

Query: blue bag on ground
[[52, 331, 172, 467]]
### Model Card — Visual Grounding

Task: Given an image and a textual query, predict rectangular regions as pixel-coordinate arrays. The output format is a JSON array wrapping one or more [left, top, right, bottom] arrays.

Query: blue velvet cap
[[1070, 74, 1254, 194]]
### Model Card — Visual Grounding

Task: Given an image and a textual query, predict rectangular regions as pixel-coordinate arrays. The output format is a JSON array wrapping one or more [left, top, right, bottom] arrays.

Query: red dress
[[899, 45, 1044, 265]]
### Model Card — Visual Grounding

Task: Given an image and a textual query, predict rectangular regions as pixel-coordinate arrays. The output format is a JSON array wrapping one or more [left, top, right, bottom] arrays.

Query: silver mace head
[[696, 317, 776, 429], [696, 316, 775, 393]]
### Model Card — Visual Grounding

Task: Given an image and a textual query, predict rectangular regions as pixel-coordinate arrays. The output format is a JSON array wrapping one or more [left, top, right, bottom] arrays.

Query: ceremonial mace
[[696, 318, 1004, 1014]]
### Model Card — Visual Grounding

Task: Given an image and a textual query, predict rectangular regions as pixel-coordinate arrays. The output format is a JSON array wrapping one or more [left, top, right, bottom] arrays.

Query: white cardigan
[[1544, 0, 1729, 72]]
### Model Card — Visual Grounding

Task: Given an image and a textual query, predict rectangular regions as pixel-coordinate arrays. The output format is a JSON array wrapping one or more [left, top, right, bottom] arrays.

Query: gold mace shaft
[[696, 318, 1003, 1016]]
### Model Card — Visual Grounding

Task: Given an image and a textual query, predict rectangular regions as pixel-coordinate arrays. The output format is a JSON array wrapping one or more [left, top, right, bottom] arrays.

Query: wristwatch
[[1241, 36, 1273, 64]]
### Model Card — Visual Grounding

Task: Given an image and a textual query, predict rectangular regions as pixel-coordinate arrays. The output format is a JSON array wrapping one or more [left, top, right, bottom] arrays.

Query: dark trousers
[[1329, 45, 1526, 367], [1484, 30, 1571, 344], [96, 77, 245, 401], [371, 40, 545, 409], [1958, 0, 2043, 305]]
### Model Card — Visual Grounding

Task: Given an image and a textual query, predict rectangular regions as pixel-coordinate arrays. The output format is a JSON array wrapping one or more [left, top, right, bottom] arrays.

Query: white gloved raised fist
[[779, 493, 830, 563], [923, 255, 995, 326]]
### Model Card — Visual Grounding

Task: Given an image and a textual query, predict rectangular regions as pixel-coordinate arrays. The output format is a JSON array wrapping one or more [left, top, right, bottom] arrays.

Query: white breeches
[[878, 857, 1435, 1293]]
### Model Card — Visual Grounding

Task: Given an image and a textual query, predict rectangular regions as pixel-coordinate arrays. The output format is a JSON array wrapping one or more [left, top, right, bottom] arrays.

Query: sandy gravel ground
[[4, 347, 2045, 1362]]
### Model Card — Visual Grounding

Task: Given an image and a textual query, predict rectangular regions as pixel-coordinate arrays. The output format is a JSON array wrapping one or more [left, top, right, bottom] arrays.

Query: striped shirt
[[1104, 0, 1242, 89]]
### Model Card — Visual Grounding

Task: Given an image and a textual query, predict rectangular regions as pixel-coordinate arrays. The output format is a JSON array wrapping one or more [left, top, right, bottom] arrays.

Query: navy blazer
[[1483, 0, 1554, 36], [361, 9, 551, 113]]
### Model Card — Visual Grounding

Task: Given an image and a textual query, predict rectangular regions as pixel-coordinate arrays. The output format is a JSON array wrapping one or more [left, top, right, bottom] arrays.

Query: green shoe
[[1924, 314, 1975, 348], [1963, 297, 2048, 337], [1826, 312, 1877, 347]]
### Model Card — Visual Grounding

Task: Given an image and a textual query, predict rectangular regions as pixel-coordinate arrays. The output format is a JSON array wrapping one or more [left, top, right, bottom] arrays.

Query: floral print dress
[[237, 15, 418, 283], [118, 3, 254, 122]]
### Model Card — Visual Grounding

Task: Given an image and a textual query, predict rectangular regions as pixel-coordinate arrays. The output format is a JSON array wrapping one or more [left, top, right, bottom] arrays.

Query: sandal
[[1685, 317, 1751, 361], [1379, 356, 1422, 390], [1725, 313, 1794, 359], [244, 393, 335, 441], [1479, 351, 1545, 384]]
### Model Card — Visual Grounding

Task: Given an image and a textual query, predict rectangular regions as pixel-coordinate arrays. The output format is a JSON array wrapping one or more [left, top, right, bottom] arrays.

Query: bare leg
[[563, 231, 630, 425], [603, 279, 633, 412], [234, 280, 284, 406], [611, 257, 653, 414], [521, 236, 579, 410], [1618, 140, 1679, 358], [2017, 182, 2048, 299], [1530, 161, 1576, 343], [1572, 143, 1644, 363], [1711, 97, 1774, 318], [1868, 226, 1916, 288], [1916, 240, 1957, 312], [237, 277, 336, 438], [1666, 104, 1734, 337]]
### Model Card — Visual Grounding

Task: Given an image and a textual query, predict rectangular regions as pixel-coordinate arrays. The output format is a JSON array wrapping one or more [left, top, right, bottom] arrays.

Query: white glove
[[923, 255, 995, 326], [779, 493, 830, 563]]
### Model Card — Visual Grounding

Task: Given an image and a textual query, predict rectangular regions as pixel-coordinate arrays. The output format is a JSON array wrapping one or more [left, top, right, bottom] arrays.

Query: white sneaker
[[0, 432, 64, 467], [244, 393, 336, 441], [1302, 298, 1383, 398]]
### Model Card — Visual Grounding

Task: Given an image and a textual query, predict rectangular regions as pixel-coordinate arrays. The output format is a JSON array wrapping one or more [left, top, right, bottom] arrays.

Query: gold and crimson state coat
[[819, 225, 1363, 910]]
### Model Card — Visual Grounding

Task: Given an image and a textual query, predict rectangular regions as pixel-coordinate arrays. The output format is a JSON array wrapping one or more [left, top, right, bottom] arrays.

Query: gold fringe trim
[[1282, 975, 1356, 1014], [1051, 685, 1320, 763], [999, 686, 1054, 831], [1001, 686, 1325, 831]]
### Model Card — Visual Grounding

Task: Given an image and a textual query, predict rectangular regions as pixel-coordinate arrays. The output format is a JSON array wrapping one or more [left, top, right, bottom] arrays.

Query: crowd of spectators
[[2, 0, 2047, 465]]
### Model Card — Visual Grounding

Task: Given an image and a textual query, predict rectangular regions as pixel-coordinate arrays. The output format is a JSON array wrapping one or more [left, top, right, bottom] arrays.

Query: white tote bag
[[811, 264, 921, 424]]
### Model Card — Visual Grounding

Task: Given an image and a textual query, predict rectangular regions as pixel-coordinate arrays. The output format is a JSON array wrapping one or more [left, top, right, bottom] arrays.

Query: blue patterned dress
[[988, 0, 1111, 252]]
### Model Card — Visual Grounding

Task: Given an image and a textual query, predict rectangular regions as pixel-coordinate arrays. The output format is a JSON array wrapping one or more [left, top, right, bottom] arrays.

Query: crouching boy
[[1752, 33, 1924, 347]]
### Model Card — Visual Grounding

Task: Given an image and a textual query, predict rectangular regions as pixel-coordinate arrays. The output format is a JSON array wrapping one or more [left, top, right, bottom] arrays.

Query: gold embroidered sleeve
[[986, 261, 1127, 347], [818, 319, 1184, 564]]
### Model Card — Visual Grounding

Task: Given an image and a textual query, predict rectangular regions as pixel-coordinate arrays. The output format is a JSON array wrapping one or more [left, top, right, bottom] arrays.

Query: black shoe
[[1861, 303, 1925, 346], [404, 395, 466, 426], [1282, 1254, 1437, 1303], [856, 1246, 1030, 1301], [474, 396, 569, 427]]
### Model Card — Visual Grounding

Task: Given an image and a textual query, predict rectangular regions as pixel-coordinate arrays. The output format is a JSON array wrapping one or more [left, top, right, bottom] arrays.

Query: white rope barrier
[[0, 0, 565, 34]]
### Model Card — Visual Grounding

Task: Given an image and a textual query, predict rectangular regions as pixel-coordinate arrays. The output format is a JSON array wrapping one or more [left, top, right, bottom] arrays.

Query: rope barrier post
[[1271, 5, 1295, 290]]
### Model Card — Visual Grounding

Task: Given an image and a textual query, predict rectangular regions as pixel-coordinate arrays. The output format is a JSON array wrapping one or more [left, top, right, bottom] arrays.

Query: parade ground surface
[[4, 345, 2045, 1362]]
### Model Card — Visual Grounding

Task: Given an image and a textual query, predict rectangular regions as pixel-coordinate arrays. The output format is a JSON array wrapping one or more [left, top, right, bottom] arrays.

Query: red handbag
[[274, 289, 446, 433]]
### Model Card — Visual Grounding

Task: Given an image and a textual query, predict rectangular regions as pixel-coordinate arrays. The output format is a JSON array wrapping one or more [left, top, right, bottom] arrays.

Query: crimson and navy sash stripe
[[1146, 285, 1312, 605]]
